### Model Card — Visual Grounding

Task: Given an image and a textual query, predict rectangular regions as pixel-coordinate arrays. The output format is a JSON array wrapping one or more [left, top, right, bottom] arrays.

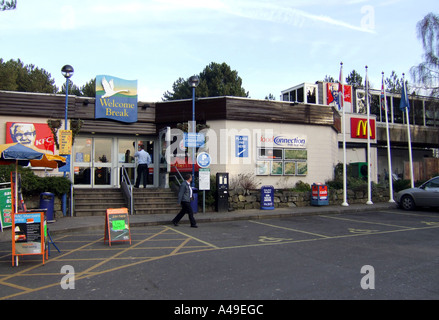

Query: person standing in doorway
[[134, 144, 151, 188], [172, 174, 197, 228]]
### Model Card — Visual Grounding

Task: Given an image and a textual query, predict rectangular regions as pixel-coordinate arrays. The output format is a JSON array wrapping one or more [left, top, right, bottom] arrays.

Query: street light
[[61, 65, 74, 217], [61, 65, 74, 130], [188, 75, 199, 187]]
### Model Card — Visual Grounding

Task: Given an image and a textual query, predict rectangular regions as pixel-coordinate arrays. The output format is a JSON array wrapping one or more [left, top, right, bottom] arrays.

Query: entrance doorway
[[73, 136, 156, 188]]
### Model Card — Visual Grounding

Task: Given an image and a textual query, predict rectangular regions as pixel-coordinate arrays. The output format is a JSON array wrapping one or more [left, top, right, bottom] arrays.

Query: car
[[396, 176, 439, 210]]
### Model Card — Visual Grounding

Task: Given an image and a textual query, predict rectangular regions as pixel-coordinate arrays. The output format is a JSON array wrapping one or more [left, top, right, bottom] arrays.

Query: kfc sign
[[6, 122, 55, 152], [350, 118, 375, 139]]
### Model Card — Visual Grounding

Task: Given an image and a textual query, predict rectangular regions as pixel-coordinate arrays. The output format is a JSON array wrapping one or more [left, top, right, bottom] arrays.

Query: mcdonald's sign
[[350, 118, 376, 139]]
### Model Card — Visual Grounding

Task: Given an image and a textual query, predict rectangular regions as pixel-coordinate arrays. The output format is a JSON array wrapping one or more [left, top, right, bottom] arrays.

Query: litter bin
[[311, 183, 329, 206], [190, 187, 198, 213], [261, 185, 275, 210], [40, 192, 55, 221]]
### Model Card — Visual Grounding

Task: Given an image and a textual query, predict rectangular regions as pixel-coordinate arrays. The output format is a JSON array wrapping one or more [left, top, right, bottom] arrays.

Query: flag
[[380, 77, 386, 111], [364, 68, 370, 109], [399, 80, 410, 111], [338, 64, 344, 110]]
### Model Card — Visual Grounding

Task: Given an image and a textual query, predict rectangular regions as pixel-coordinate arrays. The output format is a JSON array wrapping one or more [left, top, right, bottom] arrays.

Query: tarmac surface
[[0, 201, 398, 242]]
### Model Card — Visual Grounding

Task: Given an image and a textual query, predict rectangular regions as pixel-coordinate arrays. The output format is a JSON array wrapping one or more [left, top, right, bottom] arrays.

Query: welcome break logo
[[95, 75, 138, 123]]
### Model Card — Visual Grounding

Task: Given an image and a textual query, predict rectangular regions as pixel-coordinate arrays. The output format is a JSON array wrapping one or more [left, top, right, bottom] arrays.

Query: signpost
[[104, 208, 131, 246], [197, 153, 211, 213]]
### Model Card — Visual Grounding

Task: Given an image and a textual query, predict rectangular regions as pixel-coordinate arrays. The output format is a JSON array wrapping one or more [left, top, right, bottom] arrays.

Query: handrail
[[121, 165, 133, 215], [171, 165, 184, 186]]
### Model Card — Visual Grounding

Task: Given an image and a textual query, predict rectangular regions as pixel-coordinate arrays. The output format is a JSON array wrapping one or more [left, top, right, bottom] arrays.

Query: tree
[[59, 81, 82, 96], [410, 12, 439, 98], [0, 58, 58, 93], [162, 62, 249, 100], [0, 0, 16, 11], [346, 70, 363, 88], [385, 71, 408, 94], [265, 93, 276, 100], [323, 75, 335, 83], [80, 78, 96, 97]]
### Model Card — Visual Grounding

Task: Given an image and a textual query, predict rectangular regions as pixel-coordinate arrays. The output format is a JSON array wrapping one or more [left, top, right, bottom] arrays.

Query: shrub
[[0, 164, 71, 196]]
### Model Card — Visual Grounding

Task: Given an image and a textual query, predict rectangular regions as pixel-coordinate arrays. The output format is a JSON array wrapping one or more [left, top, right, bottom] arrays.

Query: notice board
[[104, 208, 131, 246], [12, 211, 47, 266]]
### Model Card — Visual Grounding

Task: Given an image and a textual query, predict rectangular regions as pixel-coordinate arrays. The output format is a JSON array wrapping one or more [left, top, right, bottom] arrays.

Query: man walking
[[172, 174, 197, 228], [134, 144, 152, 188]]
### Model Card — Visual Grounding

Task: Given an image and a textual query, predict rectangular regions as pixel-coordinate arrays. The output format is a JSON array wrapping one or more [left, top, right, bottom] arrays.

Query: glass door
[[118, 138, 136, 185], [73, 137, 113, 187], [93, 137, 112, 187], [73, 137, 92, 186]]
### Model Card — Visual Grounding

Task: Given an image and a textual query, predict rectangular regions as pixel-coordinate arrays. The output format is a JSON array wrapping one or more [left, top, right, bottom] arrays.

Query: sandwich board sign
[[12, 211, 47, 266], [104, 208, 131, 246]]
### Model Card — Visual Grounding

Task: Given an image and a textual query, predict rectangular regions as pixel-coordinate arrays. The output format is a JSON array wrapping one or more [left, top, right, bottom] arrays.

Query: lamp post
[[188, 75, 199, 187], [61, 65, 74, 130], [61, 65, 74, 216]]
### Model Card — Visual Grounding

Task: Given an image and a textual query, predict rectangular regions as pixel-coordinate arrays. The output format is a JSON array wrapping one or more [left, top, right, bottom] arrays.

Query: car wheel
[[400, 195, 415, 211]]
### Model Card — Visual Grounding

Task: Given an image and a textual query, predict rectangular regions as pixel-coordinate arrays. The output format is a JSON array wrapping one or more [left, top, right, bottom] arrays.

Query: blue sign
[[235, 135, 248, 158], [261, 185, 274, 210], [58, 154, 70, 173], [185, 133, 205, 148], [95, 75, 138, 123], [197, 152, 211, 168]]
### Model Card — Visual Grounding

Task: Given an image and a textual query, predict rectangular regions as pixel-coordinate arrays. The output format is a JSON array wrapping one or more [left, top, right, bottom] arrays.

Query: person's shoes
[[191, 225, 198, 228], [172, 221, 178, 226]]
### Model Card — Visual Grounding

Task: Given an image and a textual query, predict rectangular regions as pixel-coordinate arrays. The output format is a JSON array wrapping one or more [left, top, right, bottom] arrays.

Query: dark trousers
[[173, 201, 197, 226], [135, 164, 149, 187]]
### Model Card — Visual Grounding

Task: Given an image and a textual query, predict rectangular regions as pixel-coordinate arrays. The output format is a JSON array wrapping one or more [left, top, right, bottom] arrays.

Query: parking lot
[[1, 207, 439, 300]]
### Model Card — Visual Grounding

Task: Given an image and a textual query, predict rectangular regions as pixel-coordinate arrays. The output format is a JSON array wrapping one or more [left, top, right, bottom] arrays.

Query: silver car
[[396, 176, 439, 210]]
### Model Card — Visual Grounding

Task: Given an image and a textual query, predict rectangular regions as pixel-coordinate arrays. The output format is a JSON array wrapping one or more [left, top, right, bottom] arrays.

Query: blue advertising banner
[[95, 75, 138, 123]]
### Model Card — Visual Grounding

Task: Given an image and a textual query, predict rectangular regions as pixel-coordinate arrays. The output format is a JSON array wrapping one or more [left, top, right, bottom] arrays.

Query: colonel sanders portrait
[[9, 123, 37, 147]]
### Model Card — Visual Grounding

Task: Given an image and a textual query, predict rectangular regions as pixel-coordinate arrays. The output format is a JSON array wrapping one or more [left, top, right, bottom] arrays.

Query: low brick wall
[[228, 186, 392, 210]]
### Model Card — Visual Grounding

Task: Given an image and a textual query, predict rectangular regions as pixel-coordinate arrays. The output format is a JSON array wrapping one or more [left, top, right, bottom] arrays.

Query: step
[[73, 187, 181, 216]]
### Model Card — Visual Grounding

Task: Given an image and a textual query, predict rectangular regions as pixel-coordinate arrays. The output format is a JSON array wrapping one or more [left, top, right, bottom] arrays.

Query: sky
[[0, 0, 435, 102]]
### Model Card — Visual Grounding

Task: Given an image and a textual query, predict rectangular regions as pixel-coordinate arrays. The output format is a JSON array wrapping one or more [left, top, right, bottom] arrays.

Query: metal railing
[[171, 165, 184, 186], [121, 166, 133, 215]]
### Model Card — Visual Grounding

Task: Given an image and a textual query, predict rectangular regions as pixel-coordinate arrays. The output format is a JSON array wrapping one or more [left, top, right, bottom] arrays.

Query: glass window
[[258, 148, 283, 160], [74, 137, 92, 163], [94, 138, 111, 163], [297, 87, 304, 103], [393, 97, 403, 124], [306, 85, 317, 104]]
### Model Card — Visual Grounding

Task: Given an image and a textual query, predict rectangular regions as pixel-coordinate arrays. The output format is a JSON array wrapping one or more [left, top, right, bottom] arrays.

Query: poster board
[[0, 186, 12, 231], [104, 208, 131, 246], [12, 211, 47, 266]]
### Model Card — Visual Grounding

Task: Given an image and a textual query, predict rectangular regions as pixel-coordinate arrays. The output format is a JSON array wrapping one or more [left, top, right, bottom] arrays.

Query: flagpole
[[365, 66, 373, 205], [382, 72, 395, 202], [340, 62, 348, 206], [401, 73, 415, 188]]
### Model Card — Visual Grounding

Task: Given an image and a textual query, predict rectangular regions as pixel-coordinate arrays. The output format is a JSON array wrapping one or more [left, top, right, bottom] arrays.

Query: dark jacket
[[178, 181, 192, 203]]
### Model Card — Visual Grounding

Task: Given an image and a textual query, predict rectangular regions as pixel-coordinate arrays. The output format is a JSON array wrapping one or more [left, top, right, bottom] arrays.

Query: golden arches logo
[[351, 118, 375, 139]]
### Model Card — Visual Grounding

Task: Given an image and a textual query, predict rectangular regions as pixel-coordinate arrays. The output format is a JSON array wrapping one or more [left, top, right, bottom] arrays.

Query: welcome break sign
[[95, 75, 138, 123]]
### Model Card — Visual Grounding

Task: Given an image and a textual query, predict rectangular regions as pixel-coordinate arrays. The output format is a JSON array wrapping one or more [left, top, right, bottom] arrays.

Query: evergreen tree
[[162, 62, 249, 100]]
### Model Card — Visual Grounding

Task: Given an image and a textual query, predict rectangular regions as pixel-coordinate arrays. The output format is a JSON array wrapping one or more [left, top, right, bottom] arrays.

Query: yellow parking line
[[321, 214, 415, 229], [249, 220, 331, 238]]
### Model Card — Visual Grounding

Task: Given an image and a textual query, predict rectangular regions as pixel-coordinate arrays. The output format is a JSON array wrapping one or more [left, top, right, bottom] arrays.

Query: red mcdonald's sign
[[350, 118, 376, 139]]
